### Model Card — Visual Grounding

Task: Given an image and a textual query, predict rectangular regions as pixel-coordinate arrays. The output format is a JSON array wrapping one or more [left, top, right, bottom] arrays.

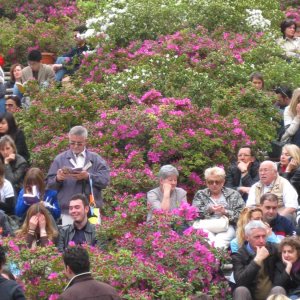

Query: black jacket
[[0, 275, 25, 300], [225, 160, 260, 190], [232, 243, 279, 296], [279, 164, 300, 202], [58, 221, 97, 252], [273, 260, 300, 296]]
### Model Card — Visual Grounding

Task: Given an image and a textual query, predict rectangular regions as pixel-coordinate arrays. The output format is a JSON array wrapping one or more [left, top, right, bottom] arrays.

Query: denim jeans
[[55, 56, 69, 81]]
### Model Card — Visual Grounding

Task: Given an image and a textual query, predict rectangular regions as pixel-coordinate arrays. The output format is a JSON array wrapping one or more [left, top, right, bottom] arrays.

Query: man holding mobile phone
[[225, 146, 260, 201]]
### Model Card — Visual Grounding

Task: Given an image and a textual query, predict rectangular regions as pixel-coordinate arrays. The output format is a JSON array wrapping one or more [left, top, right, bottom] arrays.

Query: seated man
[[59, 246, 120, 300], [225, 146, 260, 200], [13, 50, 55, 100], [246, 161, 298, 218], [232, 220, 285, 300], [52, 25, 89, 82], [260, 193, 296, 240], [146, 165, 187, 221], [58, 194, 97, 252]]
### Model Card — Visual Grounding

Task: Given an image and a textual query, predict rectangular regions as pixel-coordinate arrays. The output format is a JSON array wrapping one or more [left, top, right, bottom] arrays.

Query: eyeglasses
[[206, 180, 223, 185], [69, 141, 85, 146]]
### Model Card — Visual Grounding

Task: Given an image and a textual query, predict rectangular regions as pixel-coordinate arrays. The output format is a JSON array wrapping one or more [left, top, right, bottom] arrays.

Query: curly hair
[[279, 236, 300, 258]]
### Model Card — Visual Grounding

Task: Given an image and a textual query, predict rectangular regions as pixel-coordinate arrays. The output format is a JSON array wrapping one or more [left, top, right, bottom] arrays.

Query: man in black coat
[[58, 246, 120, 300], [232, 220, 285, 300], [225, 146, 260, 201]]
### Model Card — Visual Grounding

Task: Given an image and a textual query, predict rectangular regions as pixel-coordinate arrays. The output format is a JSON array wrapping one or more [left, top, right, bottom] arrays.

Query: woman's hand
[[4, 153, 15, 164], [38, 214, 46, 231], [286, 158, 298, 172], [29, 215, 39, 231], [282, 255, 293, 275]]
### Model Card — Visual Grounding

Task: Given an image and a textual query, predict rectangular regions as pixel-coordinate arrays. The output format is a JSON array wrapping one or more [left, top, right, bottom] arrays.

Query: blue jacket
[[15, 189, 61, 220], [270, 214, 296, 237]]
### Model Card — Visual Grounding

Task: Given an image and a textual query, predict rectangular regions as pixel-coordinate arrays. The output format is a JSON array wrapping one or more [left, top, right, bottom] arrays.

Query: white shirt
[[246, 177, 298, 209], [0, 179, 15, 202]]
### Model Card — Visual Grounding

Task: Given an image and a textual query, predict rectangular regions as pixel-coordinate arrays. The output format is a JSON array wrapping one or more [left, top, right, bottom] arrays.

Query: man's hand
[[254, 246, 269, 265], [70, 170, 89, 181], [56, 169, 67, 181], [237, 161, 249, 174]]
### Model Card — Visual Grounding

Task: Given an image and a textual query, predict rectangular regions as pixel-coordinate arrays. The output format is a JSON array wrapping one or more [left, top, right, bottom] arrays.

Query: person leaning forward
[[232, 220, 286, 300]]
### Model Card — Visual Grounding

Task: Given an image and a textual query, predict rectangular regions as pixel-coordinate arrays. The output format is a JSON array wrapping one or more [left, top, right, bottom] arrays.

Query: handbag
[[193, 215, 229, 233], [87, 176, 101, 225]]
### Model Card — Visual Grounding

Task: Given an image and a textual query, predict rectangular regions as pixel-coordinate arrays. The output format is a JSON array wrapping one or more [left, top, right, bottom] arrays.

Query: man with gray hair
[[147, 165, 187, 221], [246, 160, 298, 218], [46, 126, 110, 225], [232, 220, 285, 300]]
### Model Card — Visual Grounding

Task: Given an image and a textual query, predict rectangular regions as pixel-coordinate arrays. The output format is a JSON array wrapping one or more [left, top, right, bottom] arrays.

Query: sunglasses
[[206, 180, 223, 185]]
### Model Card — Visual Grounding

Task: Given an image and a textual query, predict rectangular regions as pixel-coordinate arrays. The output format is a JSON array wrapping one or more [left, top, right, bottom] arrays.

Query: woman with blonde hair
[[230, 207, 279, 253], [16, 202, 58, 249], [281, 88, 300, 146], [192, 166, 244, 248], [278, 144, 300, 202]]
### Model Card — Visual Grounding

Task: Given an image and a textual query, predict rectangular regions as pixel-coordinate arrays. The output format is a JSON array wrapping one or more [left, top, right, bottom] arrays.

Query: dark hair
[[0, 245, 6, 268], [0, 112, 18, 139], [27, 50, 42, 62], [74, 25, 87, 34], [6, 95, 21, 108], [239, 145, 255, 157], [9, 64, 22, 82], [260, 193, 278, 205], [63, 246, 90, 274], [249, 72, 264, 88], [274, 86, 293, 99], [280, 19, 297, 38], [70, 193, 89, 207]]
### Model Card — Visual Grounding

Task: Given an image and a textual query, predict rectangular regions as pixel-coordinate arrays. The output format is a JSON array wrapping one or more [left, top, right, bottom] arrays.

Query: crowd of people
[[1, 18, 300, 300]]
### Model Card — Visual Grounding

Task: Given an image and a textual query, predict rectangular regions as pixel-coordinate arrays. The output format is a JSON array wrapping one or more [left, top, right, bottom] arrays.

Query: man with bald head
[[246, 160, 298, 217]]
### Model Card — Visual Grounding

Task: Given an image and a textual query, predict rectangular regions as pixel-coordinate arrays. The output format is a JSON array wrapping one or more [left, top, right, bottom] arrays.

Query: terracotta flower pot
[[41, 52, 55, 64]]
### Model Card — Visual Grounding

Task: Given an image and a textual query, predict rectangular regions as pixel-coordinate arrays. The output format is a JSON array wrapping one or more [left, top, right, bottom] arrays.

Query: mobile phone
[[289, 157, 293, 162]]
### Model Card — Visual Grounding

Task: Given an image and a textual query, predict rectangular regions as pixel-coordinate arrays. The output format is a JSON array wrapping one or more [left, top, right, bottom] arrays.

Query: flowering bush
[[1, 202, 231, 299]]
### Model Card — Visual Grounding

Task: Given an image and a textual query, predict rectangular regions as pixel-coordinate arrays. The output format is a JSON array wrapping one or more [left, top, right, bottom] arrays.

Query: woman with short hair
[[146, 165, 187, 221], [192, 166, 245, 248]]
